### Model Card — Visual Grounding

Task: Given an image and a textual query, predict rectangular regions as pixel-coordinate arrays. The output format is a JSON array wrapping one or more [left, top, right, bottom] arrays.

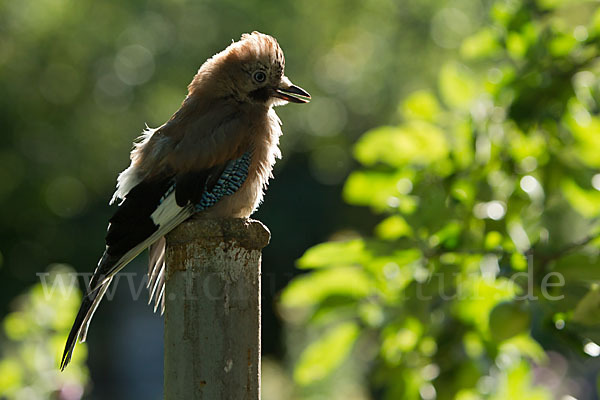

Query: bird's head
[[190, 32, 310, 107]]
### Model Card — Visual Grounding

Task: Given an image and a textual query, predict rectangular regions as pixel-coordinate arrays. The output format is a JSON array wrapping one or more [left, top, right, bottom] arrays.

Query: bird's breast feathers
[[203, 108, 283, 217]]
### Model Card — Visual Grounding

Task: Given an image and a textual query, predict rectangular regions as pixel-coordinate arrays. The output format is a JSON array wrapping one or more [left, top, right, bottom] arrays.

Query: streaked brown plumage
[[60, 31, 310, 370]]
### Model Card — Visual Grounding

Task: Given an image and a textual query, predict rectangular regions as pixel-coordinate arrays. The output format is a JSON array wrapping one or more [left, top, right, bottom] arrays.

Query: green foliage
[[0, 265, 88, 399], [294, 322, 360, 386], [488, 301, 531, 342], [281, 0, 600, 398]]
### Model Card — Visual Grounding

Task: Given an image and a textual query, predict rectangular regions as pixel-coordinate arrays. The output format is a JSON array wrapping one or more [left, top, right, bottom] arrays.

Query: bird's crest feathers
[[188, 32, 285, 99]]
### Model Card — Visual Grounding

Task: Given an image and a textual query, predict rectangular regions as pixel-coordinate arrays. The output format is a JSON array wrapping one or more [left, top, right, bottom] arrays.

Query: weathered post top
[[165, 216, 271, 251], [164, 216, 270, 400]]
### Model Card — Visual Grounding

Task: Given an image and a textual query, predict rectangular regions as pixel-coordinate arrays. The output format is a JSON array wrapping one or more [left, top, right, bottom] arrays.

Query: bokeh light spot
[[114, 45, 155, 86]]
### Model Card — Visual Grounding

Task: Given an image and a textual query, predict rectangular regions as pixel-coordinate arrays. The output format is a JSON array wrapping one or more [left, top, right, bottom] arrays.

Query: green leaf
[[380, 317, 423, 364], [0, 266, 89, 395], [3, 312, 29, 340], [430, 220, 462, 248], [510, 253, 528, 271], [297, 239, 368, 269], [399, 90, 441, 122], [564, 99, 600, 168], [463, 331, 484, 358], [507, 128, 547, 163], [549, 33, 577, 57], [572, 285, 600, 325], [491, 362, 551, 400], [343, 170, 416, 211], [500, 334, 546, 364], [358, 302, 384, 327], [438, 62, 478, 110], [0, 359, 22, 393], [294, 322, 360, 385], [485, 231, 503, 250], [353, 121, 449, 168], [280, 266, 371, 309], [489, 301, 531, 342], [561, 179, 600, 218], [491, 1, 520, 26], [364, 248, 421, 301], [451, 120, 474, 170], [592, 6, 600, 35], [454, 275, 517, 334], [535, 0, 573, 10], [375, 215, 413, 240], [552, 252, 600, 287], [507, 32, 528, 59], [451, 178, 476, 205], [460, 28, 500, 59]]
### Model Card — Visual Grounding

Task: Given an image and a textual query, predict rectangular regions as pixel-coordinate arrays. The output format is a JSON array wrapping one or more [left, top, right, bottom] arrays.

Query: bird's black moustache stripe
[[249, 87, 271, 102]]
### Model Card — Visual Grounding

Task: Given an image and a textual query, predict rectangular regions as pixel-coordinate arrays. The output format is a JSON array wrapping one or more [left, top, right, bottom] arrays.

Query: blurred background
[[2, 0, 600, 399]]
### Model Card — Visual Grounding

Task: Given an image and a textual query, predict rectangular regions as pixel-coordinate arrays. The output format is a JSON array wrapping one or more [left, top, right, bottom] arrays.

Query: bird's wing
[[61, 150, 253, 370], [101, 151, 252, 289], [110, 99, 250, 204]]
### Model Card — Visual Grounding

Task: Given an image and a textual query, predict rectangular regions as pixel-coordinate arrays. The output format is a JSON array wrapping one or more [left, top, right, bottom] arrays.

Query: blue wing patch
[[195, 151, 252, 212], [155, 152, 251, 211]]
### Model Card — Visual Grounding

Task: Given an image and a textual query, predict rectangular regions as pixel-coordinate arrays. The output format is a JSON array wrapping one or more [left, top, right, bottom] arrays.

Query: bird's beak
[[275, 81, 311, 104]]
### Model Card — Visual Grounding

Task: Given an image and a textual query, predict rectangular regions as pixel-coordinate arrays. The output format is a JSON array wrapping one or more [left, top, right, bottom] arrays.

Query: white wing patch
[[93, 197, 193, 291], [151, 191, 183, 227]]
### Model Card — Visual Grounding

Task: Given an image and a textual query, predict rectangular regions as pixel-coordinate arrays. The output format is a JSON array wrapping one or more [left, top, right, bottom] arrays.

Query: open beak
[[275, 83, 311, 104]]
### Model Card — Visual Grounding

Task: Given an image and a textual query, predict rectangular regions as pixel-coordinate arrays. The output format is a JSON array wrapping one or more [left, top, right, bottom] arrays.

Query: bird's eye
[[253, 71, 266, 83]]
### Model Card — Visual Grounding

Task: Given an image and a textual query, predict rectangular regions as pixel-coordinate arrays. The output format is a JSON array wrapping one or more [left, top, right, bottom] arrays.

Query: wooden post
[[163, 216, 270, 400]]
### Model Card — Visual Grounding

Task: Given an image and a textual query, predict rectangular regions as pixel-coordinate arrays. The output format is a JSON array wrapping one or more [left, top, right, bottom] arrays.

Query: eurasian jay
[[60, 31, 310, 370]]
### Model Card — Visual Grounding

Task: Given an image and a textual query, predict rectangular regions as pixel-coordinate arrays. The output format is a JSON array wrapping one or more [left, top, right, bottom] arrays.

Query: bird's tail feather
[[60, 289, 96, 371], [60, 254, 118, 371], [93, 203, 194, 292], [79, 278, 112, 342], [148, 238, 166, 314]]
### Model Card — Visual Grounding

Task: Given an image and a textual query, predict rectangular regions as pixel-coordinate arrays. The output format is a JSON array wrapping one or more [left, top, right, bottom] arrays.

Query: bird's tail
[[61, 290, 93, 370], [147, 237, 166, 314], [60, 254, 117, 371], [79, 278, 112, 342]]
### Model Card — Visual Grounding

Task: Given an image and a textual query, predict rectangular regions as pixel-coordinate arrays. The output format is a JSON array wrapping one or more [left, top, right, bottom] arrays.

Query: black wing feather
[[175, 164, 227, 207], [105, 176, 173, 257]]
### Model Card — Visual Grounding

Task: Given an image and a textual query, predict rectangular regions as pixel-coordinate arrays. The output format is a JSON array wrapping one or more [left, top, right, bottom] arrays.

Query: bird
[[60, 31, 310, 370]]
